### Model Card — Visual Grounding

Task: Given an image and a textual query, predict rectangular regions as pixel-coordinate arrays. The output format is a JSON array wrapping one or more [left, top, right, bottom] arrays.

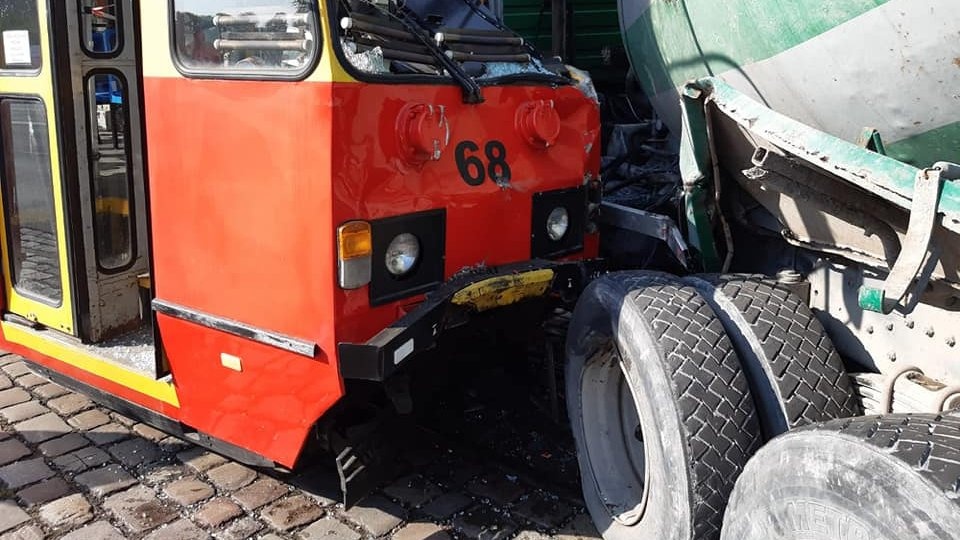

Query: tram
[[0, 0, 599, 483]]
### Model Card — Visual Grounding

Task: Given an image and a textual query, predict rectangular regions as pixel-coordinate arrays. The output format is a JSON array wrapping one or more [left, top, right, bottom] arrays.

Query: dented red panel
[[143, 74, 598, 466], [155, 315, 340, 465], [329, 82, 600, 343]]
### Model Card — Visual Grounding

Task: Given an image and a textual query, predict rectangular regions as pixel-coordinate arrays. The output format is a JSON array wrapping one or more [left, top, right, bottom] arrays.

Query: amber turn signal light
[[338, 221, 372, 260], [338, 221, 372, 289]]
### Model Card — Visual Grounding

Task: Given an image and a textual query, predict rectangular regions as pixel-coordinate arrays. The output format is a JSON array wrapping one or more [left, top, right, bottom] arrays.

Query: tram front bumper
[[337, 260, 593, 381]]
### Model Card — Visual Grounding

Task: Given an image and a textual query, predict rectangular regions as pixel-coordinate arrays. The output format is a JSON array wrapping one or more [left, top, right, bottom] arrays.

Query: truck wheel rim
[[580, 345, 649, 526]]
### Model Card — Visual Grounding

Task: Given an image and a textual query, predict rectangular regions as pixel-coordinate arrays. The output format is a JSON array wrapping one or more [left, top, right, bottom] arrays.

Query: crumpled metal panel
[[690, 78, 960, 233]]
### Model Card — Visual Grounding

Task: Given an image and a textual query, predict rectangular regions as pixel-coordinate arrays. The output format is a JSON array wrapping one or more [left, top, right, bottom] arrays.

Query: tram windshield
[[172, 0, 319, 76]]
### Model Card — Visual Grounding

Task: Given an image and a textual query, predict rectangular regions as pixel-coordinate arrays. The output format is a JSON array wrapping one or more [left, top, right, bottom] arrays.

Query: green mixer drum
[[618, 0, 960, 166]]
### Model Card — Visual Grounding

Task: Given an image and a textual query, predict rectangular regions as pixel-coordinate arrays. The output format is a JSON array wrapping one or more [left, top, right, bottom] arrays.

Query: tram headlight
[[385, 233, 421, 277], [531, 187, 585, 259], [546, 207, 570, 241]]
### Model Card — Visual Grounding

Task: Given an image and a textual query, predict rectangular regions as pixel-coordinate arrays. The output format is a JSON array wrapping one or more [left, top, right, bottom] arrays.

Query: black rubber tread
[[691, 275, 860, 432], [810, 412, 960, 500], [630, 280, 762, 539]]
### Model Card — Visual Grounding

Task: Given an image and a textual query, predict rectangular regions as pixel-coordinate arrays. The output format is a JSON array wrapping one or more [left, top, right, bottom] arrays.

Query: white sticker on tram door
[[394, 338, 414, 365], [2, 30, 32, 66]]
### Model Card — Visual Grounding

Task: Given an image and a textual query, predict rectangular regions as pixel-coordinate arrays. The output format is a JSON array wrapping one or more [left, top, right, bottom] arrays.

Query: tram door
[[0, 0, 149, 343], [65, 0, 149, 343]]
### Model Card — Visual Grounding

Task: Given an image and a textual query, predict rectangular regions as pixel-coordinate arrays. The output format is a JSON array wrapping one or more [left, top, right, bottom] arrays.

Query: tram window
[[79, 0, 121, 56], [0, 99, 63, 304], [86, 73, 134, 270], [172, 1, 319, 77], [0, 0, 42, 71]]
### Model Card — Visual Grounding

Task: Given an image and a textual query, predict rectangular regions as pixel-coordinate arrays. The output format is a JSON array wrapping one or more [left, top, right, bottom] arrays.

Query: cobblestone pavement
[[0, 353, 600, 540]]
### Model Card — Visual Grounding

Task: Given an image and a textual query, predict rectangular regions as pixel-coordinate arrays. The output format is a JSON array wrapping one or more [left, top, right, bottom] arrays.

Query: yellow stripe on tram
[[1, 322, 180, 407]]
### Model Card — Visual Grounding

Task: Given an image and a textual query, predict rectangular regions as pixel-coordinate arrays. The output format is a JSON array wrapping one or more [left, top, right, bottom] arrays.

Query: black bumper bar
[[337, 260, 595, 381]]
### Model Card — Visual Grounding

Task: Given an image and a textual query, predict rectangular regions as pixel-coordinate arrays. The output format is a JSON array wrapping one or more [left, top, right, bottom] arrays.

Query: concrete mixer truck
[[560, 0, 960, 539]]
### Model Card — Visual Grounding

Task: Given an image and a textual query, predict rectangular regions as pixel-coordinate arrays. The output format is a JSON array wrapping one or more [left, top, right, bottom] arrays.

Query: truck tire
[[722, 412, 960, 540], [683, 275, 859, 437], [566, 273, 761, 540]]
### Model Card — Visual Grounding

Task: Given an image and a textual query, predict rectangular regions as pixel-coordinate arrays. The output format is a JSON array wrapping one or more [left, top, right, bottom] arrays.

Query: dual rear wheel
[[565, 272, 860, 539], [566, 275, 761, 539]]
